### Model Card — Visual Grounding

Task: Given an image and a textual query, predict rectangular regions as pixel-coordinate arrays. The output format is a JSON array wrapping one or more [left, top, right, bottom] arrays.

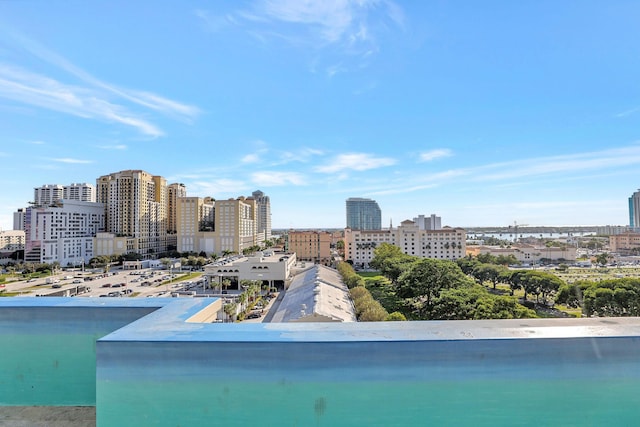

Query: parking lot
[[3, 267, 203, 299]]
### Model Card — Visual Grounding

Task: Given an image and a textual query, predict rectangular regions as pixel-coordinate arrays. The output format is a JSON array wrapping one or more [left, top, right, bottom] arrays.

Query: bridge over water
[[464, 225, 601, 236]]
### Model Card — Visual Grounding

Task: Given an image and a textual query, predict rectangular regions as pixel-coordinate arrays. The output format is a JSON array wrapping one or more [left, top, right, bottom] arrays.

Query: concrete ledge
[[0, 406, 95, 427]]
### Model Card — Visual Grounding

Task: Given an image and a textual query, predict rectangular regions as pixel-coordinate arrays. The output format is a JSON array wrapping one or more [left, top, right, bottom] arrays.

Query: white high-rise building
[[24, 200, 105, 266], [252, 190, 272, 243], [13, 208, 26, 231], [34, 184, 64, 206], [63, 183, 96, 202], [413, 214, 442, 231], [34, 183, 96, 206]]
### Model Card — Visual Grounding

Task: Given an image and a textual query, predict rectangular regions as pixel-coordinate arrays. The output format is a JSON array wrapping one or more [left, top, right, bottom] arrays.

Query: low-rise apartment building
[[609, 232, 640, 255], [0, 230, 25, 265], [466, 244, 577, 263], [287, 230, 332, 265]]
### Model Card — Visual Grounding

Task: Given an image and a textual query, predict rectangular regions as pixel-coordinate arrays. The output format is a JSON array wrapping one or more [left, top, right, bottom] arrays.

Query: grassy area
[[154, 272, 201, 287], [0, 291, 22, 297], [554, 267, 640, 283]]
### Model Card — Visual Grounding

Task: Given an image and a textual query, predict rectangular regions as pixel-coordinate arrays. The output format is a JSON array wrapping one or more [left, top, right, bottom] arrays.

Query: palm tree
[[222, 278, 231, 293], [223, 303, 237, 323], [238, 293, 248, 312]]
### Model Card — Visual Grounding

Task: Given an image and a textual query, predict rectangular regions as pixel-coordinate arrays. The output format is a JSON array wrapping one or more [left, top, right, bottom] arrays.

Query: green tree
[[369, 243, 405, 271], [430, 286, 536, 320], [396, 259, 475, 319], [495, 254, 518, 266], [223, 303, 237, 322], [379, 255, 418, 284], [385, 311, 407, 321], [596, 252, 611, 267]]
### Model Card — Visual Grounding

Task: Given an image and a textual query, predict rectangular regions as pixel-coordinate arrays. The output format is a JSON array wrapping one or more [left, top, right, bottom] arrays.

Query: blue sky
[[1, 0, 639, 231]]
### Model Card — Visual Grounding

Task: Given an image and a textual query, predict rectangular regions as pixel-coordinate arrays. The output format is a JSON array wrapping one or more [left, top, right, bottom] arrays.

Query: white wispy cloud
[[315, 152, 396, 173], [0, 64, 165, 137], [274, 147, 324, 165], [263, 0, 354, 42], [359, 144, 640, 198], [475, 145, 640, 182], [368, 183, 438, 196], [97, 144, 127, 150], [242, 153, 261, 163], [29, 140, 45, 145], [251, 171, 307, 186], [209, 0, 405, 74], [0, 30, 200, 136], [50, 157, 93, 164], [419, 148, 453, 162], [615, 106, 640, 118], [194, 9, 238, 32], [187, 179, 248, 196]]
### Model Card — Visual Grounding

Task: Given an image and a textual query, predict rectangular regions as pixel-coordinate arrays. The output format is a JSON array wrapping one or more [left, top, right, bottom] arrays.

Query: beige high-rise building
[[168, 183, 187, 234], [177, 197, 215, 254], [96, 170, 170, 257], [216, 197, 257, 254], [176, 196, 257, 256]]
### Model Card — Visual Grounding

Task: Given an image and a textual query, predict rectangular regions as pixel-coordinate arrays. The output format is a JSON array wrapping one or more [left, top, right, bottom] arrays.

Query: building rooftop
[[270, 265, 356, 322]]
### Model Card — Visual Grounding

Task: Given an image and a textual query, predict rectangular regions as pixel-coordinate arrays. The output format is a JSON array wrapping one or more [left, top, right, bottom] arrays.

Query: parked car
[[246, 312, 262, 319]]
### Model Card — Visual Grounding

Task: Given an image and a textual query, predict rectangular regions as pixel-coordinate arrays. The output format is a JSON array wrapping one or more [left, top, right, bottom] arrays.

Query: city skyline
[[1, 1, 639, 231]]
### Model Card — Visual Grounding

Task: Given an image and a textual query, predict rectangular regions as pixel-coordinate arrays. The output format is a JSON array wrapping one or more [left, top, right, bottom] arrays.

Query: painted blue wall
[[0, 299, 161, 405], [3, 298, 640, 426], [97, 313, 640, 427]]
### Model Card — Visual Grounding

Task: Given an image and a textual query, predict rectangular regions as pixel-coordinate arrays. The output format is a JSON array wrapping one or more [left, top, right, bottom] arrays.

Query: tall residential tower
[[252, 190, 272, 243], [168, 183, 187, 234], [96, 170, 170, 257], [346, 197, 381, 230], [630, 189, 640, 229]]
